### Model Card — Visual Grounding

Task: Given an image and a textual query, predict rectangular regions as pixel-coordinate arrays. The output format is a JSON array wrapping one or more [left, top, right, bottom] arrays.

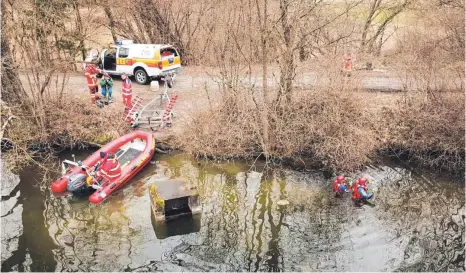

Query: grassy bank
[[1, 95, 130, 170], [174, 87, 464, 173], [379, 91, 464, 172], [2, 83, 463, 175], [1, 0, 463, 177]]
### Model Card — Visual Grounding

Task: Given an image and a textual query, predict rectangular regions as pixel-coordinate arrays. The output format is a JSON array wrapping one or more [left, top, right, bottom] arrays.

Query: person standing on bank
[[121, 73, 133, 109], [84, 63, 102, 104], [100, 73, 114, 103]]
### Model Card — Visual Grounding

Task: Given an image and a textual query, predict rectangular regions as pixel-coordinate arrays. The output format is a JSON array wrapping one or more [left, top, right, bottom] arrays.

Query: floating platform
[[149, 179, 201, 222]]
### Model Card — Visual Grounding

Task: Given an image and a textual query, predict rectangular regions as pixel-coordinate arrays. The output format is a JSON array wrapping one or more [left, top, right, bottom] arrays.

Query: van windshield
[[118, 47, 129, 58]]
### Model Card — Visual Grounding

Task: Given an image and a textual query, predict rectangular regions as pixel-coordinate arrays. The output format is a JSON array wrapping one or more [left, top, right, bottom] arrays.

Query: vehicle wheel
[[134, 69, 148, 85]]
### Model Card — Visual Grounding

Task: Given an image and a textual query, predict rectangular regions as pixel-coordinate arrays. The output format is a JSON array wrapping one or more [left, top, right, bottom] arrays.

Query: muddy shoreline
[[2, 137, 463, 180]]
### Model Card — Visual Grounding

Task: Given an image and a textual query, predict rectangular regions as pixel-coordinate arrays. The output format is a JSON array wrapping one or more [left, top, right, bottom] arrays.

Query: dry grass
[[2, 94, 130, 169], [175, 87, 379, 170], [380, 91, 464, 171], [175, 86, 464, 172]]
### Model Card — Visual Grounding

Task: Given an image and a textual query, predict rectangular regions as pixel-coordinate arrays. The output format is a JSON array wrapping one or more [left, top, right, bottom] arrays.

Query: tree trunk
[[255, 0, 270, 158], [374, 25, 385, 56], [103, 3, 118, 43], [1, 0, 27, 107], [73, 2, 86, 61], [131, 14, 148, 43], [278, 0, 294, 103], [361, 0, 381, 52]]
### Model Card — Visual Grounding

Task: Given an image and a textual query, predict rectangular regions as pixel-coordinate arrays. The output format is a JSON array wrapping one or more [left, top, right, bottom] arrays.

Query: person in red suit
[[90, 152, 122, 186], [121, 73, 133, 110], [332, 175, 349, 198], [343, 52, 352, 77], [85, 63, 102, 103], [352, 177, 373, 206]]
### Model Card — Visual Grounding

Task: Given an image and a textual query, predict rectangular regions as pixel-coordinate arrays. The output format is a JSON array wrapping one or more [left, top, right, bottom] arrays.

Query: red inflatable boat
[[51, 130, 156, 204]]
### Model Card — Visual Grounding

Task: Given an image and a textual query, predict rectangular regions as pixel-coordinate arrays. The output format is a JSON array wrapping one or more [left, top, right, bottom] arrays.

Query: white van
[[85, 40, 181, 85]]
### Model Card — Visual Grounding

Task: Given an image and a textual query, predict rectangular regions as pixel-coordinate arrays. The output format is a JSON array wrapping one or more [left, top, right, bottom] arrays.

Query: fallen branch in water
[[155, 147, 168, 154], [82, 141, 102, 148], [1, 137, 54, 173]]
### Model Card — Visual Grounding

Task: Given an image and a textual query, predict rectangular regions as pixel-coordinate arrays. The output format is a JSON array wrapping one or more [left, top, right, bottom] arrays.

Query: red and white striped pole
[[162, 95, 178, 122]]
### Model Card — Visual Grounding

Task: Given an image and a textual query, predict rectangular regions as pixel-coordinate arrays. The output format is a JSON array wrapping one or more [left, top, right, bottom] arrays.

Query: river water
[[1, 151, 464, 272]]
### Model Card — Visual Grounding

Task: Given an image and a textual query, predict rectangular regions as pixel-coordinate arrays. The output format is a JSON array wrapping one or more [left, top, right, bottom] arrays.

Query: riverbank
[[174, 85, 464, 174], [2, 68, 463, 175], [0, 94, 131, 171]]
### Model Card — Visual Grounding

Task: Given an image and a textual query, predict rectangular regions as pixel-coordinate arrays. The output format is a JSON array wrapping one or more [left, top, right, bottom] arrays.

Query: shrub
[[381, 91, 465, 171], [175, 88, 378, 170]]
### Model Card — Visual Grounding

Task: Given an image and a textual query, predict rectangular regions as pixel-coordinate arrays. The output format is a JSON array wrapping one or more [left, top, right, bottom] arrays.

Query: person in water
[[351, 177, 373, 206], [332, 175, 350, 197]]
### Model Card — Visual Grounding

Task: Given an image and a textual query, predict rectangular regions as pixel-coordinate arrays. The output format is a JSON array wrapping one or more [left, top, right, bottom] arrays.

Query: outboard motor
[[67, 173, 88, 192]]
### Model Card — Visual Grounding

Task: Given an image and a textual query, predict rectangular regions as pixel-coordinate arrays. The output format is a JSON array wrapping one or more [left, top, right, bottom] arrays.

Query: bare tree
[[273, 0, 363, 103], [101, 0, 118, 42], [256, 0, 271, 157], [1, 0, 28, 107], [277, 0, 294, 103], [360, 0, 411, 54], [73, 1, 86, 60]]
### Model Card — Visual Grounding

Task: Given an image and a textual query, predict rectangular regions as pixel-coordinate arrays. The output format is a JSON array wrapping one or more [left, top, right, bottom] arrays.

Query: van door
[[116, 47, 132, 75], [159, 47, 181, 72], [102, 48, 117, 71]]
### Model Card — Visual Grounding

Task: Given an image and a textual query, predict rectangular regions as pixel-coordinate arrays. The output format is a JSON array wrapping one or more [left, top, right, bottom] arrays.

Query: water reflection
[[1, 159, 22, 266], [151, 212, 201, 240], [375, 170, 465, 271], [1, 153, 464, 271], [1, 166, 57, 272]]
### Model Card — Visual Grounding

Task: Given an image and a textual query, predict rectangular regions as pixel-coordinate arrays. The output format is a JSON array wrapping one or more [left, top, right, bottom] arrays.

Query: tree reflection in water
[[376, 170, 465, 271], [2, 154, 463, 272]]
